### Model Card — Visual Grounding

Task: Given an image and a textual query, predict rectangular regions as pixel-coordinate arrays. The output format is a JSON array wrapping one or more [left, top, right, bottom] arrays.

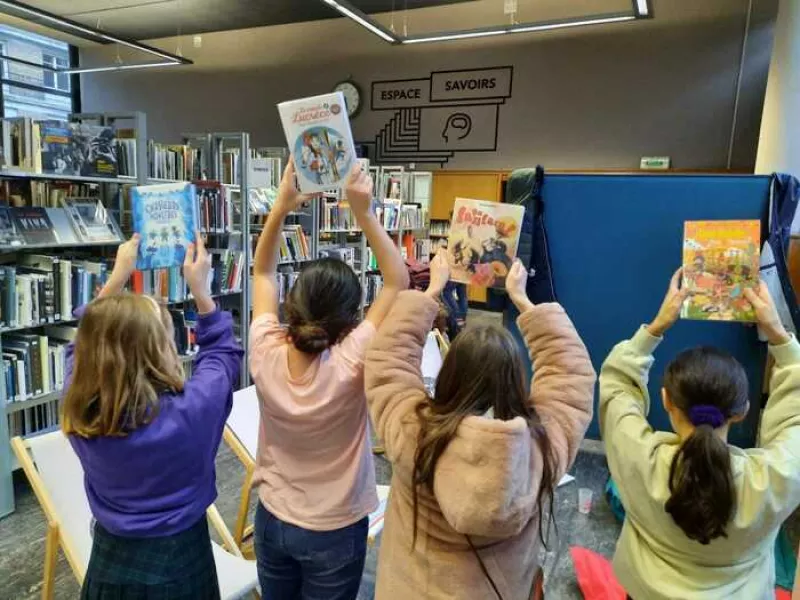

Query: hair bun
[[290, 323, 331, 354]]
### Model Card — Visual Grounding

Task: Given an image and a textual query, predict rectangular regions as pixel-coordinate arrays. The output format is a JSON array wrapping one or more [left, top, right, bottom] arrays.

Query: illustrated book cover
[[277, 92, 356, 193], [11, 207, 58, 245], [681, 220, 760, 322], [131, 182, 198, 270], [62, 198, 123, 243], [446, 198, 525, 288], [39, 121, 75, 175], [71, 124, 118, 178], [0, 206, 24, 246]]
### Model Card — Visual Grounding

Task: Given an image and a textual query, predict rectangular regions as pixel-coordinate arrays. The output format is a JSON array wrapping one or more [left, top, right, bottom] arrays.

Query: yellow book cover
[[447, 198, 525, 288], [681, 220, 760, 322]]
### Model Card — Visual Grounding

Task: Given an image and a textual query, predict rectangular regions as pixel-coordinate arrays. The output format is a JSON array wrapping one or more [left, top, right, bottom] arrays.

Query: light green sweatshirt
[[599, 326, 800, 600]]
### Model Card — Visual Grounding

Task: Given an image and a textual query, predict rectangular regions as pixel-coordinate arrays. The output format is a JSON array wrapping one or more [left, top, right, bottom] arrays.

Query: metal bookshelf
[[0, 115, 256, 518]]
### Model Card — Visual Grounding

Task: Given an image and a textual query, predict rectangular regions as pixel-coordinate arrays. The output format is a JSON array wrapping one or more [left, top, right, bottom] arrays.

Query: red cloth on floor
[[570, 546, 792, 599]]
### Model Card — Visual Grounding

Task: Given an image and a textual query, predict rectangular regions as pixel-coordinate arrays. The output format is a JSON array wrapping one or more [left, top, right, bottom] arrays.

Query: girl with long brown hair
[[364, 252, 596, 599], [600, 271, 800, 599], [62, 234, 243, 600]]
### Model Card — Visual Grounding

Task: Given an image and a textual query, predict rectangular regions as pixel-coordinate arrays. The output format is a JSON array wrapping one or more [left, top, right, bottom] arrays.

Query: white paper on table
[[421, 332, 443, 380], [558, 474, 575, 487], [226, 385, 261, 459]]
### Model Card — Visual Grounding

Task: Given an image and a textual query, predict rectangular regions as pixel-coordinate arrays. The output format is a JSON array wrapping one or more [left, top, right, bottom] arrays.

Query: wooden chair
[[11, 431, 259, 600], [223, 385, 390, 548]]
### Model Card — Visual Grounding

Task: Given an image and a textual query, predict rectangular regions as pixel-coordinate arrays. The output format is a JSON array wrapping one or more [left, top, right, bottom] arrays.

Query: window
[[0, 25, 75, 121], [42, 54, 70, 92]]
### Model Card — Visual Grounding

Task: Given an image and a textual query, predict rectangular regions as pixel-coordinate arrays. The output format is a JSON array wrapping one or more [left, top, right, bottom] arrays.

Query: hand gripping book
[[277, 92, 356, 193], [447, 198, 525, 289], [131, 182, 198, 270], [681, 220, 760, 322]]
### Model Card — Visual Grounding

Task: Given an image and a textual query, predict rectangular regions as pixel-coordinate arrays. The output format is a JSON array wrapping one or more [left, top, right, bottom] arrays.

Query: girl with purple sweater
[[61, 234, 243, 600]]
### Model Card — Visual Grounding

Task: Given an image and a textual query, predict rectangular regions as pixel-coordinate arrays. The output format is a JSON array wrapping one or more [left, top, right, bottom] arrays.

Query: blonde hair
[[62, 294, 185, 438]]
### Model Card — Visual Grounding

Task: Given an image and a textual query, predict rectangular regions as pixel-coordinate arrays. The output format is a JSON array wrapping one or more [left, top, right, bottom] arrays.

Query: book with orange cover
[[446, 198, 525, 288], [681, 220, 760, 322]]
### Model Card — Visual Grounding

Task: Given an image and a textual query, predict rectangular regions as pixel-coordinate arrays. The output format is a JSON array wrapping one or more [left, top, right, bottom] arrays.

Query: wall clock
[[334, 80, 362, 118]]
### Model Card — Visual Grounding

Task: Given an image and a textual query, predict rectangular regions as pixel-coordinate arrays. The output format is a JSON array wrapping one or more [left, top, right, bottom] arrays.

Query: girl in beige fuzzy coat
[[365, 252, 596, 599]]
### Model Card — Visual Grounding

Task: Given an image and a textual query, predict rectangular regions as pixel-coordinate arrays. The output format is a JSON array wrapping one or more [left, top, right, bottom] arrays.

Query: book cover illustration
[[39, 121, 75, 175], [72, 124, 118, 178], [0, 206, 24, 246], [277, 92, 356, 193], [62, 198, 123, 243], [681, 220, 760, 322], [131, 183, 197, 270], [446, 198, 525, 288], [11, 207, 58, 245]]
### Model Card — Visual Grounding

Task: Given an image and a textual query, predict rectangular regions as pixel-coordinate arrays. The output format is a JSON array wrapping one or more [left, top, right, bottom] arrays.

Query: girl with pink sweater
[[249, 161, 408, 599], [365, 254, 596, 599]]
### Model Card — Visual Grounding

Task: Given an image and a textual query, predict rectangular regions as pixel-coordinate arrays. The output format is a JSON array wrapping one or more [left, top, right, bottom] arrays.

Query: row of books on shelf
[[2, 118, 117, 178], [376, 199, 401, 231], [319, 246, 358, 270], [147, 141, 205, 182], [430, 220, 450, 237], [364, 274, 384, 306], [3, 325, 74, 403], [409, 238, 433, 263], [276, 271, 300, 304], [0, 202, 122, 247], [321, 200, 359, 232], [130, 250, 244, 302], [196, 182, 237, 233], [7, 398, 59, 437], [280, 226, 310, 262], [0, 179, 106, 209], [2, 307, 203, 411], [400, 203, 426, 230], [0, 257, 107, 329]]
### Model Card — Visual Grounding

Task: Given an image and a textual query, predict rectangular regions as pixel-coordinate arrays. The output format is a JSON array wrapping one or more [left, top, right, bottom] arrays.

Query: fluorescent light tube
[[0, 0, 191, 68], [636, 0, 649, 16], [322, 0, 396, 43], [511, 15, 636, 34], [64, 62, 182, 75], [402, 14, 636, 44], [402, 30, 507, 44]]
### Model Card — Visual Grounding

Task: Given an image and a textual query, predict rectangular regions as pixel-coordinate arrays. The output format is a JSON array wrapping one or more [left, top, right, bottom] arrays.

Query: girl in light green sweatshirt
[[600, 270, 800, 600]]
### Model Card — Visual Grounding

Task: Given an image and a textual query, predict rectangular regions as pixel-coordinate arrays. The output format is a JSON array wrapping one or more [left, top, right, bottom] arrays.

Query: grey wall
[[79, 1, 777, 171]]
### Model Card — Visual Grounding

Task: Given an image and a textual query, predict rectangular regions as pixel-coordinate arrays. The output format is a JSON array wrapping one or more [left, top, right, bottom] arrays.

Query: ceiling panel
[[11, 0, 478, 41]]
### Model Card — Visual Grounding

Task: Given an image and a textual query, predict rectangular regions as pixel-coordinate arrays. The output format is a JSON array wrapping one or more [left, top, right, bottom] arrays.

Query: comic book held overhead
[[277, 92, 356, 193], [681, 220, 760, 322], [131, 182, 198, 270], [447, 198, 525, 288]]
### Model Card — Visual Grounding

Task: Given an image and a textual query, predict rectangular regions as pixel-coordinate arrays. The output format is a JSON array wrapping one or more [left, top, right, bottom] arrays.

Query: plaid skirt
[[81, 517, 220, 600]]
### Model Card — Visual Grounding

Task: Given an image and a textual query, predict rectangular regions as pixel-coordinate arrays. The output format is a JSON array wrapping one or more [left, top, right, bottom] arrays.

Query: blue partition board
[[505, 174, 771, 446]]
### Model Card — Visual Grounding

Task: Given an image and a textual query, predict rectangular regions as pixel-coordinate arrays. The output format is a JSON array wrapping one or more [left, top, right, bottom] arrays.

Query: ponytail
[[665, 424, 735, 545]]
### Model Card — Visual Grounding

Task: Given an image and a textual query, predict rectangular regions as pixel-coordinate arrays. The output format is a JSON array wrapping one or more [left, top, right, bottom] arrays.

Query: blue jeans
[[254, 503, 368, 600]]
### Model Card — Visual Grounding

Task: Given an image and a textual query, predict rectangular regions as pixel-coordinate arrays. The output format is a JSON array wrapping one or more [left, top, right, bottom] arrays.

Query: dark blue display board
[[505, 174, 771, 445]]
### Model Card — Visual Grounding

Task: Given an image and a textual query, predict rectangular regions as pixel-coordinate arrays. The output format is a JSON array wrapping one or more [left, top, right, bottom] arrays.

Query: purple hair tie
[[688, 405, 726, 429]]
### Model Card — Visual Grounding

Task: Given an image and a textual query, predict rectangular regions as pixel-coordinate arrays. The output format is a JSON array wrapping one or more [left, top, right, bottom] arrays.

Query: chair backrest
[[25, 431, 95, 575], [226, 385, 260, 459]]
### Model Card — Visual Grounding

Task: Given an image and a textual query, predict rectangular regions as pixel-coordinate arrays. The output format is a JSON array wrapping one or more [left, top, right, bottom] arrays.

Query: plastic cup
[[578, 488, 593, 514]]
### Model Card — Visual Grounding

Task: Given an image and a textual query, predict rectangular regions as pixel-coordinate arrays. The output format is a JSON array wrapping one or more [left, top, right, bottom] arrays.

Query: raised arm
[[506, 261, 596, 480], [365, 251, 448, 463], [346, 166, 410, 329], [252, 159, 312, 320]]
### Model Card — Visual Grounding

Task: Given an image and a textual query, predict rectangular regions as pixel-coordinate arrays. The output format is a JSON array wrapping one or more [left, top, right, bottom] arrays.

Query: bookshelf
[[0, 115, 255, 519]]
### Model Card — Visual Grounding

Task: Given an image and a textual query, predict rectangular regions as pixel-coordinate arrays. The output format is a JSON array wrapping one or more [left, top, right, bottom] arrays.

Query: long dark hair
[[663, 347, 749, 545], [284, 258, 361, 354], [411, 322, 557, 547]]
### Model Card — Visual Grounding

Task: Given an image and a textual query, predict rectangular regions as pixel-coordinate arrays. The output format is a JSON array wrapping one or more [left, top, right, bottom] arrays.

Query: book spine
[[39, 335, 49, 394], [29, 338, 42, 396], [53, 260, 62, 321], [7, 267, 16, 328]]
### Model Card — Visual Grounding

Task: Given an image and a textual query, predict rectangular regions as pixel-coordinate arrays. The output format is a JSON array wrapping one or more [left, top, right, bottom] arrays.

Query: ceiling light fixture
[[63, 62, 185, 75], [402, 14, 637, 44], [317, 0, 650, 45], [321, 0, 398, 43], [0, 0, 192, 72]]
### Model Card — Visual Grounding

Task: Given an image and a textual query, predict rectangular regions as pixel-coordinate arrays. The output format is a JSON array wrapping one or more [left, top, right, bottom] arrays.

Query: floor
[[0, 444, 619, 599]]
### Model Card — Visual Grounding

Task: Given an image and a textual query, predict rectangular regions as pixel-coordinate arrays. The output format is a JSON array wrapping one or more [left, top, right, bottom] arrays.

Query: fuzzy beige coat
[[365, 291, 596, 599]]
